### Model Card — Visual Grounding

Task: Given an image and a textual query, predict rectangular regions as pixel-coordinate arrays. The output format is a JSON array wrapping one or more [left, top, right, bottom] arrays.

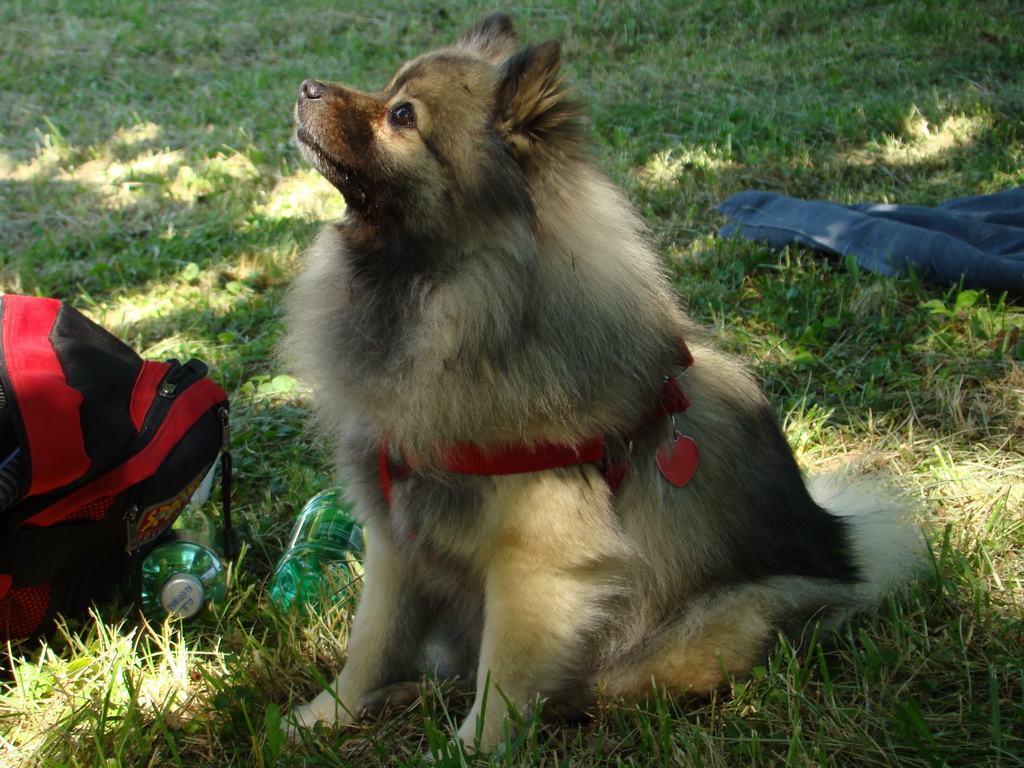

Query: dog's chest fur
[[380, 471, 494, 585]]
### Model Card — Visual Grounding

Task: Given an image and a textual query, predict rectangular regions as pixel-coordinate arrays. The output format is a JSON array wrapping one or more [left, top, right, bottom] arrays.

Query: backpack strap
[[218, 407, 239, 562]]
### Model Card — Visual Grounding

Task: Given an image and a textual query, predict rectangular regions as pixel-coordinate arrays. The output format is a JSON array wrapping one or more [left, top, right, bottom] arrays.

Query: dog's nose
[[300, 79, 324, 100]]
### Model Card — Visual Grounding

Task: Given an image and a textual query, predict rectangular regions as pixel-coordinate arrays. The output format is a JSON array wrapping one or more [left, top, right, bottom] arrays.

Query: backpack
[[0, 294, 236, 640]]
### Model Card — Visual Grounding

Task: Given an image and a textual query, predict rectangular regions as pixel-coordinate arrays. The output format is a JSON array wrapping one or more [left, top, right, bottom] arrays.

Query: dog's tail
[[809, 473, 928, 609]]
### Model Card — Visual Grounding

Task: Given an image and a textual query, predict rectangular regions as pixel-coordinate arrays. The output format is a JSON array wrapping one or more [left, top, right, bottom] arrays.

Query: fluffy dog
[[283, 12, 922, 752]]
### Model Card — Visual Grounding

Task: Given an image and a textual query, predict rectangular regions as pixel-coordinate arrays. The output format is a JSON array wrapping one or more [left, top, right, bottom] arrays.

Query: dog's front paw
[[283, 689, 355, 742], [457, 707, 508, 756]]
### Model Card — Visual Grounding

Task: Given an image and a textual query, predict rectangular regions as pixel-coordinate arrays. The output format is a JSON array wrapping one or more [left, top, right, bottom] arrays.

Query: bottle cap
[[159, 573, 206, 619]]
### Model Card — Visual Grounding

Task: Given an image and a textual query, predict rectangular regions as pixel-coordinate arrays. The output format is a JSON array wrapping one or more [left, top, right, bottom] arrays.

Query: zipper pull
[[158, 359, 209, 398]]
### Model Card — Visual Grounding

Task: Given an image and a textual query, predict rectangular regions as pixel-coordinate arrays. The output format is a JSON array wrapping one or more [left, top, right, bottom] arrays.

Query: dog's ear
[[495, 40, 583, 148], [459, 12, 518, 62]]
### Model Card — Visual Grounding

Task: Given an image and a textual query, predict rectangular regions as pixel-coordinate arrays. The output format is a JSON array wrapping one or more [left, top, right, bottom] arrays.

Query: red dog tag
[[656, 431, 699, 487]]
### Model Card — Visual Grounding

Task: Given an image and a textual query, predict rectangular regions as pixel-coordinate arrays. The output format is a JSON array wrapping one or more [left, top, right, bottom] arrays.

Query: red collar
[[378, 372, 692, 505]]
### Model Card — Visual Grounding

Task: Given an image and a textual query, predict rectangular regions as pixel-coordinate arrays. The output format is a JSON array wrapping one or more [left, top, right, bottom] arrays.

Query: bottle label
[[289, 516, 363, 553]]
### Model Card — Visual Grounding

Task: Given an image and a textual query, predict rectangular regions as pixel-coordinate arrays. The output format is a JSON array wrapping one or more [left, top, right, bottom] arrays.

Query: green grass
[[1, 0, 1022, 765]]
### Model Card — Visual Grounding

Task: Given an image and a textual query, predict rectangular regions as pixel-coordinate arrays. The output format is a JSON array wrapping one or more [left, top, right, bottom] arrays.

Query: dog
[[283, 12, 923, 753]]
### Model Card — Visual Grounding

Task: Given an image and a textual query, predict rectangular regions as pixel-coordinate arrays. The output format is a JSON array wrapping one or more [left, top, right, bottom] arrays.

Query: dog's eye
[[389, 102, 416, 128]]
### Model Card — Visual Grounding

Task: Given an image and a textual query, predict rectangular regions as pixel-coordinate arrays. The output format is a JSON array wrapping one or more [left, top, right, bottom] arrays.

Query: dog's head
[[294, 13, 584, 240]]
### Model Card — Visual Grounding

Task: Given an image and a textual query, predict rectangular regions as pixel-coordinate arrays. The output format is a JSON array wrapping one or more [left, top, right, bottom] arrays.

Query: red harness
[[377, 364, 694, 505]]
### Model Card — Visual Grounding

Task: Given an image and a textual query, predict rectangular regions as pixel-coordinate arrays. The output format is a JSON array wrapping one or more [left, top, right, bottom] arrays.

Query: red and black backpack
[[0, 294, 235, 640]]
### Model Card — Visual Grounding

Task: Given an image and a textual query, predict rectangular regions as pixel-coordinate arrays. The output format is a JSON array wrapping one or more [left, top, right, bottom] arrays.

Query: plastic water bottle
[[140, 506, 228, 619], [268, 489, 364, 612]]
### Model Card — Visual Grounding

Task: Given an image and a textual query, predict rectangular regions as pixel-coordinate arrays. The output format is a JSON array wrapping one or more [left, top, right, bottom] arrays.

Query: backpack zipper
[[135, 358, 209, 439], [120, 359, 216, 533], [157, 359, 209, 399]]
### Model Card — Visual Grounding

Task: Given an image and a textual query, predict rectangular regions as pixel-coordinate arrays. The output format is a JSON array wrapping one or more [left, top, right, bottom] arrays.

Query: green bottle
[[268, 489, 363, 612], [139, 507, 227, 619]]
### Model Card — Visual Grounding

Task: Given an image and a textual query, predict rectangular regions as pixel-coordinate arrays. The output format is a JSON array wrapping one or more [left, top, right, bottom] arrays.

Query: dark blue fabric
[[717, 187, 1024, 297]]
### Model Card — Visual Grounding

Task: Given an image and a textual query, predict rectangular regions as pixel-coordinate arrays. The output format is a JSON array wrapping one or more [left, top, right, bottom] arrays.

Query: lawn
[[1, 0, 1022, 765]]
